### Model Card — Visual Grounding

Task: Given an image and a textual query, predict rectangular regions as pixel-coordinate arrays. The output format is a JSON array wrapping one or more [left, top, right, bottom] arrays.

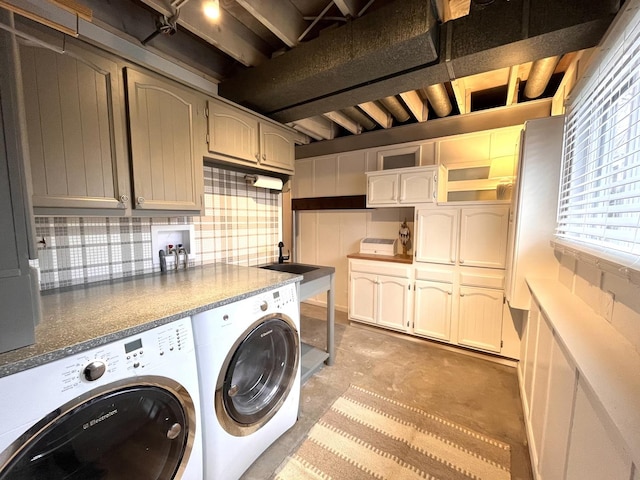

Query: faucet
[[278, 241, 290, 264], [177, 246, 189, 269]]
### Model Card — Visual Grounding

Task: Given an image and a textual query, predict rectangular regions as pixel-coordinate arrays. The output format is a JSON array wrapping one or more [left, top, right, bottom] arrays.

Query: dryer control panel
[[57, 317, 194, 393]]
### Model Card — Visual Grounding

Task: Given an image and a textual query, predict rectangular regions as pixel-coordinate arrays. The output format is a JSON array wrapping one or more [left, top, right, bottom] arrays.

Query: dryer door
[[217, 315, 299, 436], [0, 382, 194, 480]]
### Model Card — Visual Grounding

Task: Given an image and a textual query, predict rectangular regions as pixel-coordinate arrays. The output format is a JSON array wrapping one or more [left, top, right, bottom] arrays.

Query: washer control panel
[[251, 284, 297, 314], [59, 317, 193, 393]]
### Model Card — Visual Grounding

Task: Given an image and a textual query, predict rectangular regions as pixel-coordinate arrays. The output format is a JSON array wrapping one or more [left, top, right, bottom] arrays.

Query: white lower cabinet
[[414, 280, 453, 341], [520, 292, 636, 480], [457, 285, 504, 353], [413, 265, 455, 342], [349, 259, 507, 354], [349, 260, 411, 332]]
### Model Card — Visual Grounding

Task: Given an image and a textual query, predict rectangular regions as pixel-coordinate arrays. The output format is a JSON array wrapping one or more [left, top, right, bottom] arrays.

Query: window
[[556, 5, 640, 260]]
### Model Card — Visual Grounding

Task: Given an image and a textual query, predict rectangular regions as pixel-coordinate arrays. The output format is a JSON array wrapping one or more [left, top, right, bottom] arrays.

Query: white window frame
[[555, 0, 640, 283]]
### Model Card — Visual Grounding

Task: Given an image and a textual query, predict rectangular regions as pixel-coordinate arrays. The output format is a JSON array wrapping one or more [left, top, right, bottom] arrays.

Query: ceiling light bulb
[[204, 0, 220, 20]]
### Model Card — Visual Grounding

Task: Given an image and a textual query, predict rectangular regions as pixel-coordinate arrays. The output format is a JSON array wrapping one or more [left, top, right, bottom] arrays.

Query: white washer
[[192, 282, 300, 480], [0, 317, 203, 479]]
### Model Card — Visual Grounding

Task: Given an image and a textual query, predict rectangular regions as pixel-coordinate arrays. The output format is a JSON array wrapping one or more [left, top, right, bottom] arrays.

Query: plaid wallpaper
[[34, 166, 281, 290]]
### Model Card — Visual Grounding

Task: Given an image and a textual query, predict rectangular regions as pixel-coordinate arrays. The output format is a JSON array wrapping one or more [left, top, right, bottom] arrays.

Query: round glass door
[[0, 385, 190, 480], [218, 316, 299, 435]]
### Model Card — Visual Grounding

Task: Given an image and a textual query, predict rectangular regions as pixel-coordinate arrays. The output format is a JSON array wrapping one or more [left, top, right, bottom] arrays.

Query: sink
[[259, 263, 319, 275]]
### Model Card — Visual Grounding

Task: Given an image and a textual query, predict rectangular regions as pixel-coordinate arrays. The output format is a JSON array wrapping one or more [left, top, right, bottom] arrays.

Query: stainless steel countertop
[[0, 263, 301, 378]]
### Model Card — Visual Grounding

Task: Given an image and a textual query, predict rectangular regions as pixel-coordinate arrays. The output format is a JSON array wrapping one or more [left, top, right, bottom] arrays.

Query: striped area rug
[[275, 385, 511, 480]]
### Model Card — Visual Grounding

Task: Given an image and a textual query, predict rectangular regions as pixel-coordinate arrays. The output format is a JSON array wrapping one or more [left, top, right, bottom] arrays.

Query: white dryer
[[192, 282, 300, 480], [0, 317, 203, 479]]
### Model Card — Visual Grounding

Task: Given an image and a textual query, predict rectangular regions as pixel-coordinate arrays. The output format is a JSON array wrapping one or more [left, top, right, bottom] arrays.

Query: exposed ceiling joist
[[323, 111, 362, 135], [219, 0, 438, 114], [358, 101, 392, 128], [235, 0, 306, 48], [219, 0, 616, 123], [332, 0, 367, 17], [450, 78, 470, 115], [290, 116, 339, 140], [506, 65, 520, 106], [399, 90, 428, 122], [139, 0, 269, 66]]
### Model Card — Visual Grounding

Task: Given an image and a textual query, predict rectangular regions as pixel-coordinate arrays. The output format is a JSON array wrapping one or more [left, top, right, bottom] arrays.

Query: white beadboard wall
[[295, 208, 414, 310]]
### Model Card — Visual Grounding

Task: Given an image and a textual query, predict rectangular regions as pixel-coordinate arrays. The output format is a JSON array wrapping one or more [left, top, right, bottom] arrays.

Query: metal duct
[[524, 55, 561, 99], [342, 106, 377, 130], [379, 96, 410, 122], [421, 84, 452, 117]]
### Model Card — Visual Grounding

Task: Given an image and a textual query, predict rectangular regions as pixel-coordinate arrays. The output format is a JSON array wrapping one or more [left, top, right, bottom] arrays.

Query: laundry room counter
[[0, 263, 301, 378]]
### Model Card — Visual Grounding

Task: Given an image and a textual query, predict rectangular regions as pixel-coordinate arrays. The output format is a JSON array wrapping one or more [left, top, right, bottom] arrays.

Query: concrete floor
[[242, 303, 533, 480]]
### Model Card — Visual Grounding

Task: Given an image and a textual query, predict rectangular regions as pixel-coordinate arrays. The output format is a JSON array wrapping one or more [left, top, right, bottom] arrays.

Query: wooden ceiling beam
[[235, 0, 306, 48], [291, 116, 339, 140], [506, 65, 520, 106], [399, 90, 428, 122], [138, 0, 268, 66], [358, 101, 392, 128], [450, 78, 470, 114], [323, 111, 362, 135]]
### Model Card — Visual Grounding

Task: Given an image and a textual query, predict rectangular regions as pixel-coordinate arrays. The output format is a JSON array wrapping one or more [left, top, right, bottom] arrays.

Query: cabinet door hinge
[[500, 340, 504, 348], [205, 106, 209, 117], [503, 295, 506, 304], [206, 133, 210, 143], [408, 284, 410, 290]]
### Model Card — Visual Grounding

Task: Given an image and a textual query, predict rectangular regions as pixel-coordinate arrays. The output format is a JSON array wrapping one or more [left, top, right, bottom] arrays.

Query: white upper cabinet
[[366, 165, 443, 207], [415, 205, 509, 268], [459, 206, 510, 268], [367, 172, 399, 205], [399, 169, 435, 203], [206, 98, 294, 174], [415, 208, 458, 264]]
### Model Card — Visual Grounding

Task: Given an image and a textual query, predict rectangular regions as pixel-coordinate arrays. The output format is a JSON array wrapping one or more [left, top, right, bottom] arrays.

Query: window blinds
[[557, 5, 640, 257]]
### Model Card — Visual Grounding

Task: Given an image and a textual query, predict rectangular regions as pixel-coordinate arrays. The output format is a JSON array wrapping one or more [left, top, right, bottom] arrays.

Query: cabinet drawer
[[415, 265, 455, 283], [349, 260, 410, 278], [459, 267, 505, 289]]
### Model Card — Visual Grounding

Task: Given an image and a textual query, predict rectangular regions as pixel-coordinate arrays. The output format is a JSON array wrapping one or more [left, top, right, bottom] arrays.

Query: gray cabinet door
[[1, 23, 38, 353], [125, 68, 203, 213], [206, 99, 259, 164], [259, 122, 294, 173], [19, 39, 129, 211]]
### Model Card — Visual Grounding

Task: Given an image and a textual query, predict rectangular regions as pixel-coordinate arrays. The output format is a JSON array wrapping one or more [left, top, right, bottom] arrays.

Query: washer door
[[0, 379, 195, 480], [216, 315, 299, 436]]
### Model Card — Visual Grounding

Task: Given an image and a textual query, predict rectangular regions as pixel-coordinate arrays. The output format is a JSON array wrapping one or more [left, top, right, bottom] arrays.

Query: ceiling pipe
[[379, 96, 410, 122], [342, 106, 377, 130], [421, 84, 452, 117], [524, 55, 561, 99]]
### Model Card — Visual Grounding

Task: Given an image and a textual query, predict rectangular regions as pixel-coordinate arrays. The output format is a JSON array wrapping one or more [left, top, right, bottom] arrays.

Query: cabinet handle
[[255, 153, 260, 160], [262, 153, 266, 160], [447, 291, 452, 295], [137, 196, 145, 205], [460, 292, 465, 297], [459, 259, 464, 264], [119, 194, 129, 204]]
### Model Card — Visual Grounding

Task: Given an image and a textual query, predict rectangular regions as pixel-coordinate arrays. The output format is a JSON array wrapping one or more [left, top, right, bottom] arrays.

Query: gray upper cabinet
[[206, 98, 294, 174], [19, 37, 129, 212], [124, 67, 204, 213], [206, 99, 259, 165], [259, 122, 295, 172]]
